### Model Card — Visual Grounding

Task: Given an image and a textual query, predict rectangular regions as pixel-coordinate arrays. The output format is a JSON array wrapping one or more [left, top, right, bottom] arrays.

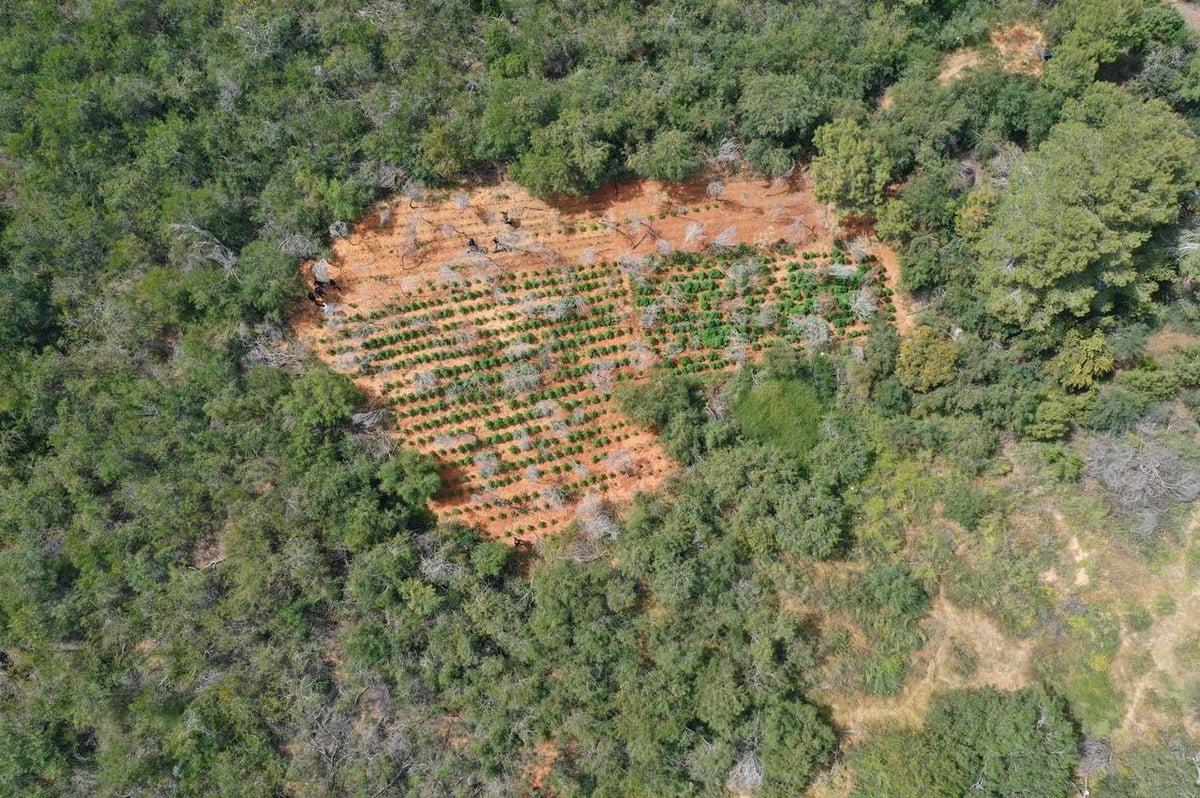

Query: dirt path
[[869, 241, 914, 335], [818, 596, 1035, 733], [805, 596, 1035, 798], [1174, 2, 1200, 33], [1109, 511, 1200, 743]]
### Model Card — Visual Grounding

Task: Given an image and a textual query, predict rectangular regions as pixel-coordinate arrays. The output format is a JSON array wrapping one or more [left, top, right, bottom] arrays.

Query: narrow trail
[[820, 597, 1035, 733], [870, 242, 914, 335], [1109, 512, 1200, 743]]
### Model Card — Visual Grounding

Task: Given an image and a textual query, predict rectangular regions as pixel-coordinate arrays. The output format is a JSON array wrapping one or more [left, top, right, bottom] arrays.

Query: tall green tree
[[976, 83, 1200, 332]]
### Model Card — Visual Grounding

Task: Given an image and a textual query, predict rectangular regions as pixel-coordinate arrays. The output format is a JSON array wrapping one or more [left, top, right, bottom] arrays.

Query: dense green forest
[[7, 0, 1200, 795]]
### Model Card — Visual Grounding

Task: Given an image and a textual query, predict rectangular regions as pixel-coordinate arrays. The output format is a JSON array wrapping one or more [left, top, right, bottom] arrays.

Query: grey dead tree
[[683, 221, 706, 249], [1087, 429, 1200, 542], [419, 552, 465, 585], [540, 485, 568, 510], [604, 450, 638, 475], [170, 224, 239, 276], [242, 327, 307, 370], [502, 364, 541, 397], [217, 74, 241, 114], [828, 263, 859, 280], [639, 303, 662, 329], [377, 162, 405, 190], [617, 252, 652, 283], [716, 137, 741, 169], [474, 452, 500, 479], [576, 492, 620, 541], [852, 287, 878, 322], [726, 330, 750, 365], [706, 180, 726, 201], [412, 369, 438, 394], [351, 408, 388, 430], [590, 360, 616, 393], [280, 234, 319, 258], [755, 300, 778, 329], [401, 178, 425, 206], [725, 750, 763, 793], [789, 314, 830, 352], [329, 220, 350, 239], [503, 341, 537, 360], [705, 384, 731, 420], [536, 399, 562, 419], [563, 534, 604, 564], [628, 341, 659, 373], [987, 143, 1024, 188]]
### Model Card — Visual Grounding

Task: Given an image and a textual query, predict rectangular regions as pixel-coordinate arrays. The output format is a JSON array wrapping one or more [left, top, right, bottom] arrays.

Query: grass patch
[[733, 379, 824, 462]]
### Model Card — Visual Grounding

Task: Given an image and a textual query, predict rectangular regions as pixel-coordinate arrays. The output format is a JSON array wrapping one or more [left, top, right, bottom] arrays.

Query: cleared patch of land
[[292, 175, 898, 540], [938, 24, 1045, 84]]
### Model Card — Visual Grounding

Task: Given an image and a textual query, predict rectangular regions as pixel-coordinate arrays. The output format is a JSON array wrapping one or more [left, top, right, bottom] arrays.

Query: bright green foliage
[[849, 687, 1079, 798], [942, 479, 991, 531], [895, 327, 958, 392], [627, 129, 701, 182], [733, 379, 825, 461], [812, 119, 895, 214], [739, 73, 824, 143], [509, 112, 613, 197], [1025, 394, 1074, 441], [1054, 330, 1115, 392], [977, 84, 1200, 331]]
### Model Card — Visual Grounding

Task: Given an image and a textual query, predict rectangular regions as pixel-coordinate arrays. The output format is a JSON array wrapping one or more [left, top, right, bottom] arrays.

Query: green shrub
[[942, 480, 991, 532]]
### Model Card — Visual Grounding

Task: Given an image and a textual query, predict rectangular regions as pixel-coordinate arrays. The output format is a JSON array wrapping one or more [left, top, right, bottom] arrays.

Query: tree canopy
[[976, 83, 1200, 332]]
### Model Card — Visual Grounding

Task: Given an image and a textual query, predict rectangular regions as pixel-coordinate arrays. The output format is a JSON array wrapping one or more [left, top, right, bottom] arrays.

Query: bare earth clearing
[[938, 25, 1045, 84], [293, 174, 899, 541]]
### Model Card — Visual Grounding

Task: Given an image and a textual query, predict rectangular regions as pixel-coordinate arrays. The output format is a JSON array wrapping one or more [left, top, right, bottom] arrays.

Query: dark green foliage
[[942, 479, 991, 531], [849, 687, 1079, 797], [2, 0, 1198, 794], [1083, 384, 1152, 431], [618, 371, 713, 463], [977, 83, 1200, 332]]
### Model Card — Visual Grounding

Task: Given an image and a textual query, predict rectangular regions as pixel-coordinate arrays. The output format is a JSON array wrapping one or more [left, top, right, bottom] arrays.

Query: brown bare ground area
[[937, 25, 1045, 84], [868, 241, 913, 335], [522, 740, 558, 796], [1174, 2, 1200, 33], [291, 172, 863, 541], [1146, 326, 1200, 362]]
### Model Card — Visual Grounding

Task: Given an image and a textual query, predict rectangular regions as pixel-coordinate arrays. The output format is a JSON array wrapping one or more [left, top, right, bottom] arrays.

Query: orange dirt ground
[[292, 172, 895, 541]]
